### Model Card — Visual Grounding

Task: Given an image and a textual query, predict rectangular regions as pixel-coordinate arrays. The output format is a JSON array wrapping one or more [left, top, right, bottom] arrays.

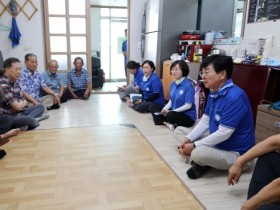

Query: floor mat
[[0, 125, 205, 210]]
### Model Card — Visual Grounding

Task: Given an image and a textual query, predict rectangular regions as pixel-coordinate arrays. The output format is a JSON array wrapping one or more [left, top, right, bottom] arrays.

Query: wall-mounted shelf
[[0, 0, 37, 20]]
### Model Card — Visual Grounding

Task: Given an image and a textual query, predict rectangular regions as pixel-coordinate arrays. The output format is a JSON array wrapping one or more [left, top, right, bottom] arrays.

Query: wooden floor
[[1, 92, 254, 210], [0, 125, 203, 210]]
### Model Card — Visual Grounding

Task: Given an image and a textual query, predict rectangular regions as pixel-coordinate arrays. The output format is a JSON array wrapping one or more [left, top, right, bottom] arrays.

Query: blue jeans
[[12, 104, 44, 129], [0, 116, 13, 133], [20, 104, 45, 118]]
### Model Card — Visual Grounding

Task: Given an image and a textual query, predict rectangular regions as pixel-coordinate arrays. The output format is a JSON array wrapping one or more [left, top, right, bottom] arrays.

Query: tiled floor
[[93, 81, 125, 93]]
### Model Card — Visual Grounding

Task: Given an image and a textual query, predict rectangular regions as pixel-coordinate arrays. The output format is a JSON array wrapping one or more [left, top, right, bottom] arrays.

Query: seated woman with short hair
[[150, 60, 196, 131], [130, 60, 165, 113], [117, 60, 143, 102]]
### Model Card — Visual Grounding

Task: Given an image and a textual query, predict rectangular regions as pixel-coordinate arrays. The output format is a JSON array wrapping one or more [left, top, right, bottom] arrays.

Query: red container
[[181, 34, 201, 40]]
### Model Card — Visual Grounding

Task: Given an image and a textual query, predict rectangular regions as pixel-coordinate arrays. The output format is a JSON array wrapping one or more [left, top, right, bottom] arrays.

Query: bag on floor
[[269, 101, 280, 111], [194, 80, 206, 119]]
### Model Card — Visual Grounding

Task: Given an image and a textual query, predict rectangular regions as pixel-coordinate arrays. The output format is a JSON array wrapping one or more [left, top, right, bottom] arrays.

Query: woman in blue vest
[[150, 60, 196, 131], [130, 60, 165, 113], [117, 60, 144, 102]]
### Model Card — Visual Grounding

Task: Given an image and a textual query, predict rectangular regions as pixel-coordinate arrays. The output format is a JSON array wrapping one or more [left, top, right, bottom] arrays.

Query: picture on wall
[[247, 0, 280, 23]]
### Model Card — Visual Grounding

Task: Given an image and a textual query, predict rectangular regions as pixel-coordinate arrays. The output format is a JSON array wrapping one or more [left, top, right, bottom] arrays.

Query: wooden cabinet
[[232, 64, 271, 125], [229, 64, 280, 125], [162, 60, 173, 100], [255, 104, 280, 144]]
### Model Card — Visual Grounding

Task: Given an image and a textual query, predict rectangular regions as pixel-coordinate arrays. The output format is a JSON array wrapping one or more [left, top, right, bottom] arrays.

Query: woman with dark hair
[[150, 60, 196, 130], [130, 60, 165, 113], [117, 60, 143, 102]]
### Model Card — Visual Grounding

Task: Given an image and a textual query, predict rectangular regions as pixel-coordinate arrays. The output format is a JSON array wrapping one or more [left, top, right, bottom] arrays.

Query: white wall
[[243, 2, 280, 58], [90, 7, 101, 55], [0, 0, 45, 71], [0, 0, 279, 73], [128, 0, 145, 64], [243, 0, 280, 41], [244, 20, 280, 40]]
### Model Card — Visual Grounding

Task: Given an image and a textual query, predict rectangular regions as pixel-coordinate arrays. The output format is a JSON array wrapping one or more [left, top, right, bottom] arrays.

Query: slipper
[[186, 162, 210, 179], [0, 150, 7, 159], [47, 104, 60, 110]]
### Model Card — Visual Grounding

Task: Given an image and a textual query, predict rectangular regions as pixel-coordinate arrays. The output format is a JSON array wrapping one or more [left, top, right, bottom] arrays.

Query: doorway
[[101, 8, 127, 82], [91, 5, 127, 86]]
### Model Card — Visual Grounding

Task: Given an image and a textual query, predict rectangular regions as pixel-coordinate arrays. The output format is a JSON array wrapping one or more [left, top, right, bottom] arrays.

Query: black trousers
[[150, 103, 195, 127], [132, 101, 155, 113], [62, 89, 89, 100], [248, 152, 280, 210]]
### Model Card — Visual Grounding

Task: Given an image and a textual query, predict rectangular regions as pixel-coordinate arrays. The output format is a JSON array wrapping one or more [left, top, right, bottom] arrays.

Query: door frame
[[43, 0, 92, 87]]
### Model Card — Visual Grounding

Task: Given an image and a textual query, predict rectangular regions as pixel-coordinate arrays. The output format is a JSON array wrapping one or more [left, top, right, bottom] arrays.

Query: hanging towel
[[9, 17, 21, 48]]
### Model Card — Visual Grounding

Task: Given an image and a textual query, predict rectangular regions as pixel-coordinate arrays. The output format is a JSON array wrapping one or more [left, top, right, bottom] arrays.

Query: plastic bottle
[[193, 42, 200, 62], [198, 49, 203, 62], [181, 53, 185, 60]]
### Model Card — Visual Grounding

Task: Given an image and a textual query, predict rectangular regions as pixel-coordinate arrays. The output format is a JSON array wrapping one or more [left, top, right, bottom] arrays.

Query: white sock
[[163, 122, 174, 131]]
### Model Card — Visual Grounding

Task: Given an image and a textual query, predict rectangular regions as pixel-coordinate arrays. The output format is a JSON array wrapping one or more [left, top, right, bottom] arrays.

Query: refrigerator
[[141, 0, 198, 77], [140, 0, 235, 78]]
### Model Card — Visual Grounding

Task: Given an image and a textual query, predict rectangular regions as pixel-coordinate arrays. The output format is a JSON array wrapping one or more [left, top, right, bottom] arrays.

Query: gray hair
[[47, 59, 58, 66]]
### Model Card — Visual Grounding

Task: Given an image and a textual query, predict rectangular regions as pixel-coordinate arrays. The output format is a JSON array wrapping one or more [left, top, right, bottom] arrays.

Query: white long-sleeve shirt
[[186, 114, 235, 147]]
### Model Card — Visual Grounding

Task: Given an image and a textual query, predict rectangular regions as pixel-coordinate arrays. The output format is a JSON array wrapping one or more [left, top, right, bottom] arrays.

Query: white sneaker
[[163, 122, 174, 131]]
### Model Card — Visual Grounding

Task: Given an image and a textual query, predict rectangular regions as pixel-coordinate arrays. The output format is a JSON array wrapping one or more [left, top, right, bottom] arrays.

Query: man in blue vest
[[176, 55, 255, 179]]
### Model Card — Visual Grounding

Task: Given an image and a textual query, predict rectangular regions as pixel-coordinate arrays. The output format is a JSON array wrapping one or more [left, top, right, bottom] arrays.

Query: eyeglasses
[[199, 71, 212, 77]]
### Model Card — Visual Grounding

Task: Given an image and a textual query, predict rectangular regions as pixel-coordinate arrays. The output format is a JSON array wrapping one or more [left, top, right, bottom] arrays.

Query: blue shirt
[[205, 79, 255, 155], [122, 39, 127, 65], [18, 68, 47, 102], [41, 70, 65, 95], [65, 68, 90, 91], [133, 68, 144, 87], [170, 78, 196, 121], [141, 72, 165, 106]]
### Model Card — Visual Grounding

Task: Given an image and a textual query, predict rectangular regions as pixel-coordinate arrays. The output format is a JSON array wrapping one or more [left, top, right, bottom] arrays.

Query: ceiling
[[90, 0, 127, 7]]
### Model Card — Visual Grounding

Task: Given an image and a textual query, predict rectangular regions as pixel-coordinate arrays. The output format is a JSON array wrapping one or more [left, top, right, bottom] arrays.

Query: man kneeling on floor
[[176, 55, 255, 179]]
